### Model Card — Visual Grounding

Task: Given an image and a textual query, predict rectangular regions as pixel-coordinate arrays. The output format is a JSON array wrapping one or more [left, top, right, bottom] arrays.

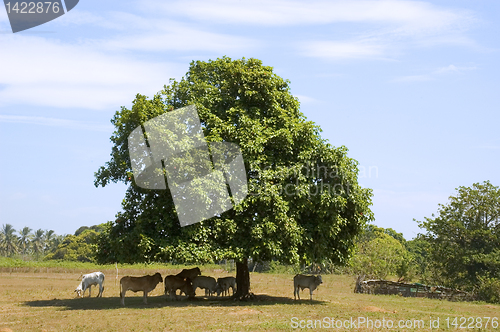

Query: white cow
[[293, 274, 322, 300], [192, 276, 218, 297], [75, 272, 105, 298]]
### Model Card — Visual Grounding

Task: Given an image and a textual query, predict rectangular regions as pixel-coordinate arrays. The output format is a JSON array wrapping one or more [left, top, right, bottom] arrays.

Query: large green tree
[[95, 57, 373, 298], [418, 181, 500, 292]]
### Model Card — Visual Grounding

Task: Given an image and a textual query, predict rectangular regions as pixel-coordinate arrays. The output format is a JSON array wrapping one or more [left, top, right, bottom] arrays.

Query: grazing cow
[[120, 272, 163, 306], [216, 276, 236, 297], [293, 274, 323, 300], [192, 276, 218, 296], [164, 275, 195, 300], [176, 267, 201, 280], [74, 272, 105, 298]]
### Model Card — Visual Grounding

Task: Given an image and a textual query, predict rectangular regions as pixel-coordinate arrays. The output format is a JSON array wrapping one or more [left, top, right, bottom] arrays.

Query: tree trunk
[[234, 258, 254, 300]]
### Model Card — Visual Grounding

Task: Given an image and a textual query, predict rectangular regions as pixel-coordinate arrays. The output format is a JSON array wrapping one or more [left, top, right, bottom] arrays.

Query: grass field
[[0, 264, 499, 331]]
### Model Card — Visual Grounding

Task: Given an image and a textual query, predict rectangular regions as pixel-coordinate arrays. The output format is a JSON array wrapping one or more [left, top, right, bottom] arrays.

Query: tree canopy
[[94, 57, 373, 296], [45, 228, 100, 263], [351, 225, 413, 280]]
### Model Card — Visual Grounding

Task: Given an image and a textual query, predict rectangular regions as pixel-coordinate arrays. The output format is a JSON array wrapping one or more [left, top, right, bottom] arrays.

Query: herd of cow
[[73, 268, 323, 306]]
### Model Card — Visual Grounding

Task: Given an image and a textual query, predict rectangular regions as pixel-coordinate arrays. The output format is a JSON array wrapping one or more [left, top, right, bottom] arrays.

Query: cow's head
[[315, 275, 323, 286], [154, 272, 163, 283]]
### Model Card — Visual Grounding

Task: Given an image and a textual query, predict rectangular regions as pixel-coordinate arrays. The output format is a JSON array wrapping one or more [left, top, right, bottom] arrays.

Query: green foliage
[[75, 225, 104, 237], [418, 181, 500, 295], [350, 225, 420, 281], [18, 226, 33, 255], [405, 235, 432, 282], [351, 231, 408, 279], [356, 224, 406, 245], [476, 275, 500, 303], [45, 229, 99, 263], [1, 224, 18, 256], [31, 229, 45, 257], [264, 261, 302, 274], [94, 57, 373, 267]]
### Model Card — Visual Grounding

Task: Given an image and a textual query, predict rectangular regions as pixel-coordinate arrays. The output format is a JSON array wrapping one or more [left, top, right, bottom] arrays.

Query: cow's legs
[[88, 285, 92, 298], [294, 286, 300, 300], [143, 291, 148, 304], [310, 289, 313, 300], [120, 290, 125, 306]]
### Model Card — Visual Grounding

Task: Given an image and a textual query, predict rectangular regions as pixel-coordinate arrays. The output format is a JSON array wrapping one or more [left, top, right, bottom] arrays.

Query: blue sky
[[1, 0, 499, 239]]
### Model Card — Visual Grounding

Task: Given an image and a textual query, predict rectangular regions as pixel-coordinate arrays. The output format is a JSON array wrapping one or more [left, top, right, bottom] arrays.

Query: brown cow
[[216, 276, 236, 297], [164, 275, 194, 300], [120, 272, 163, 306], [176, 267, 201, 280]]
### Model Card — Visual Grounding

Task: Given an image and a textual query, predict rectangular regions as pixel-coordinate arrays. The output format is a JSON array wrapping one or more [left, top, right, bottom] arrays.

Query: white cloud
[[149, 0, 471, 31], [98, 24, 259, 53], [300, 40, 386, 60], [176, 0, 475, 61], [394, 64, 477, 82], [394, 74, 433, 82], [0, 7, 258, 110], [434, 64, 476, 74], [0, 115, 113, 132], [0, 34, 186, 109], [294, 95, 317, 104]]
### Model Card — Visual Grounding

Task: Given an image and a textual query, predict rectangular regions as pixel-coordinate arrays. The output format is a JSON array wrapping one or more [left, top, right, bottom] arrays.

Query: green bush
[[351, 233, 408, 279], [476, 276, 500, 304], [45, 229, 99, 263], [265, 261, 301, 274]]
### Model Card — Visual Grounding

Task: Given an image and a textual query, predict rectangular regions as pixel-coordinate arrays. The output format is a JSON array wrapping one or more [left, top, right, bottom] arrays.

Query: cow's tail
[[119, 279, 123, 299], [100, 273, 105, 297]]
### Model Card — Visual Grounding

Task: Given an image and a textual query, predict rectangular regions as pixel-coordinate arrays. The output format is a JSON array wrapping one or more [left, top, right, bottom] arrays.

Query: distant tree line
[[0, 224, 104, 262]]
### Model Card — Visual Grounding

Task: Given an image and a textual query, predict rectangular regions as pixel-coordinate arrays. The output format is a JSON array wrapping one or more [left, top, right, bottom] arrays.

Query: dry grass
[[0, 267, 499, 331]]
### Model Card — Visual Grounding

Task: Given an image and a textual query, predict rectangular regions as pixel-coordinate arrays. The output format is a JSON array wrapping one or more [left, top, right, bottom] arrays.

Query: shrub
[[476, 276, 500, 304]]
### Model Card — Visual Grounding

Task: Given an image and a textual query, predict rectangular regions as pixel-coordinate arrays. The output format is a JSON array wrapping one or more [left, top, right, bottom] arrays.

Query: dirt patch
[[364, 306, 396, 313], [228, 308, 263, 315]]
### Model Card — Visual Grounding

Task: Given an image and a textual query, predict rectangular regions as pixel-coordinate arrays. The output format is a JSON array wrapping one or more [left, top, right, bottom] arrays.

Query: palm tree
[[44, 230, 55, 252], [50, 234, 65, 252], [31, 229, 45, 258], [18, 227, 33, 256], [1, 224, 19, 256]]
